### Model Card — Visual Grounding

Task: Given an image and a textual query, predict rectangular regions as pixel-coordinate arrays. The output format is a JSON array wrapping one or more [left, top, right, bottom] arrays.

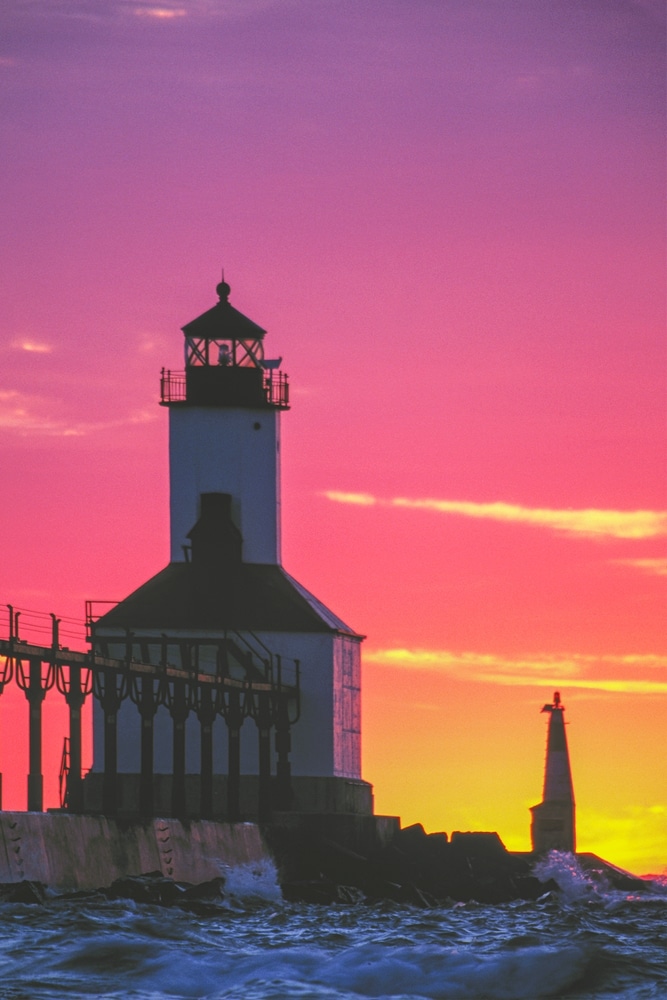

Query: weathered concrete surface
[[81, 773, 374, 820], [0, 812, 268, 891]]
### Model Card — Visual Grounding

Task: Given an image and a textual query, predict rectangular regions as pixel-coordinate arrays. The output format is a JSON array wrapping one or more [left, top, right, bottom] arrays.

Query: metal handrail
[[159, 368, 289, 408], [3, 603, 86, 648]]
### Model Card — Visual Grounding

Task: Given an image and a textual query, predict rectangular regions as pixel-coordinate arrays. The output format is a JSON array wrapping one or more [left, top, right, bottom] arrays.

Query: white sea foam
[[217, 857, 283, 905], [533, 849, 597, 901]]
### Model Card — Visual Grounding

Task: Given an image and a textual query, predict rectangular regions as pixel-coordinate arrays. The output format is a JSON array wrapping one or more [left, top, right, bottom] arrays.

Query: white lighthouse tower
[[87, 276, 370, 823], [166, 277, 286, 566], [530, 691, 576, 853]]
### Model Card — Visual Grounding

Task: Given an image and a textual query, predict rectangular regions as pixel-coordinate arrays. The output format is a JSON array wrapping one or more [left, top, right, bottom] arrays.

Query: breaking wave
[[0, 859, 664, 999], [218, 857, 283, 906]]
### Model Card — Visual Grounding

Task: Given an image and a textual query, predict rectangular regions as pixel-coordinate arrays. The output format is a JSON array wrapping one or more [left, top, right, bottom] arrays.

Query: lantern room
[[160, 279, 289, 410]]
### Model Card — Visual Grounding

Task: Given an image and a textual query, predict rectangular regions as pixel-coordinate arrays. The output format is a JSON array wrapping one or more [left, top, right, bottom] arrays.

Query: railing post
[[256, 691, 272, 823], [169, 680, 189, 819], [226, 689, 242, 823], [139, 677, 157, 818], [274, 699, 293, 811], [15, 654, 55, 813], [0, 622, 15, 810], [65, 665, 85, 813], [27, 658, 45, 812], [96, 667, 126, 817], [197, 685, 215, 820]]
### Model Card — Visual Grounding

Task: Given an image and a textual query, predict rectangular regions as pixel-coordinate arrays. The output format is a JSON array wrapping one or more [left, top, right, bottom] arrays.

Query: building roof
[[93, 562, 362, 638], [181, 299, 266, 342]]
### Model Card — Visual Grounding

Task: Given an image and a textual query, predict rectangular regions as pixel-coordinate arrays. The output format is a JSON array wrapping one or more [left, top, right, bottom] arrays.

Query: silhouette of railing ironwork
[[0, 602, 300, 822], [159, 368, 289, 408]]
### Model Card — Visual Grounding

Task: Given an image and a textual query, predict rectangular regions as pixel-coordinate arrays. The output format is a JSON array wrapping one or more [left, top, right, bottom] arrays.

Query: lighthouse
[[166, 278, 285, 566], [530, 691, 576, 853], [85, 277, 370, 822]]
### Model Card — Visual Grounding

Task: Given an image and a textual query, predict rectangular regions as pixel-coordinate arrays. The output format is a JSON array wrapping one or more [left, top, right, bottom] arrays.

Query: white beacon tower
[[165, 277, 287, 565], [530, 691, 576, 854]]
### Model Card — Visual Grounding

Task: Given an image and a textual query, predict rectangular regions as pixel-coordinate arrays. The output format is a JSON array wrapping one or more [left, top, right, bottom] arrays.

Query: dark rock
[[100, 872, 227, 911], [281, 879, 362, 905], [269, 818, 549, 907], [395, 823, 428, 847], [180, 876, 226, 902], [103, 873, 191, 906], [0, 880, 46, 904], [450, 831, 507, 858]]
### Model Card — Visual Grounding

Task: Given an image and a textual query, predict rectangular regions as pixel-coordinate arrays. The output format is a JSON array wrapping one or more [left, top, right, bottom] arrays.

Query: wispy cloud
[[326, 491, 377, 506], [133, 5, 187, 17], [11, 340, 53, 354], [364, 648, 667, 695], [0, 390, 155, 437], [322, 491, 667, 540], [614, 558, 667, 577]]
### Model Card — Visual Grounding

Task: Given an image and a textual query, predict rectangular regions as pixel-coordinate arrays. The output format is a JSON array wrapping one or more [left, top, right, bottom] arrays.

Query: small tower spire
[[530, 691, 576, 853]]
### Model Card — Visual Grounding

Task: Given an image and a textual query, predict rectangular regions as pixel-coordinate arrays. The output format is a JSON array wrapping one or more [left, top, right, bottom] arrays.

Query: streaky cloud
[[11, 340, 53, 354], [614, 558, 667, 577], [482, 676, 667, 695], [391, 497, 667, 540], [129, 0, 285, 21], [324, 490, 667, 540], [133, 5, 186, 17], [323, 490, 377, 506], [364, 648, 667, 695]]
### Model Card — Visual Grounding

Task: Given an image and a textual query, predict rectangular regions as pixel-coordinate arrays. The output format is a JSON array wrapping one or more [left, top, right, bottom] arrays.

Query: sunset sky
[[1, 1, 665, 874]]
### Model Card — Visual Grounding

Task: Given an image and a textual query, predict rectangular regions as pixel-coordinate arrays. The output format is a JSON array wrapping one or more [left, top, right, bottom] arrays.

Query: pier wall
[[0, 812, 268, 891]]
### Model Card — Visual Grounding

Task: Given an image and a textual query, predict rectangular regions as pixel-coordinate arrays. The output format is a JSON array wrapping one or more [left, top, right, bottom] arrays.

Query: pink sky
[[1, 0, 665, 872]]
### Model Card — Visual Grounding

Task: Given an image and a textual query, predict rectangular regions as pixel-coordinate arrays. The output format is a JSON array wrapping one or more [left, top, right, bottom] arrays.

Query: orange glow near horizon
[[0, 1, 665, 876]]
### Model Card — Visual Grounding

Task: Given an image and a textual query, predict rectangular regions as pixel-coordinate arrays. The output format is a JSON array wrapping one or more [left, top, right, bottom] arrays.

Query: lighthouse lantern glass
[[185, 335, 265, 369]]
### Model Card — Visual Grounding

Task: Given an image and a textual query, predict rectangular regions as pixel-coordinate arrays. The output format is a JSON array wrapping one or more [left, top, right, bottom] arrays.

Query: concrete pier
[[0, 812, 268, 891]]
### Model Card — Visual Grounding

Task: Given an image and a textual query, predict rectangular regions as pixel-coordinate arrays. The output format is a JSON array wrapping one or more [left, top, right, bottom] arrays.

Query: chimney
[[187, 493, 242, 589]]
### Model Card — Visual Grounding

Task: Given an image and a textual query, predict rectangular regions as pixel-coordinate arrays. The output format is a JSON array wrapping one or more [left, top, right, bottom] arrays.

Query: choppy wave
[[0, 853, 664, 1000], [217, 857, 283, 907], [533, 850, 601, 902]]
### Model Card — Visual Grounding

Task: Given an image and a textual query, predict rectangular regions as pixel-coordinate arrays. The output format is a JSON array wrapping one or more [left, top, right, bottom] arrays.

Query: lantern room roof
[[181, 281, 267, 341]]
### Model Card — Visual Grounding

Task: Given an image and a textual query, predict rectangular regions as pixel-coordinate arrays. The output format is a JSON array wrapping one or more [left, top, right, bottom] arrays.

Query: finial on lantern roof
[[181, 274, 267, 344], [216, 268, 231, 302]]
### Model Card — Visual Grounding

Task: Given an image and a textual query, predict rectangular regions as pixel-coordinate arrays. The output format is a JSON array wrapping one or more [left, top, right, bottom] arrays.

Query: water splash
[[217, 857, 283, 906], [533, 850, 597, 902]]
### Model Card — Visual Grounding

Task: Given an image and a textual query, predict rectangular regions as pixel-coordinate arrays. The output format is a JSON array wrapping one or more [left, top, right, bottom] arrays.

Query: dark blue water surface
[[0, 855, 664, 999]]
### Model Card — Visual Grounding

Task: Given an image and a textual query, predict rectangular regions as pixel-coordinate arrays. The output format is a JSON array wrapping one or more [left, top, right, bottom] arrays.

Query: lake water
[[0, 854, 664, 999]]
